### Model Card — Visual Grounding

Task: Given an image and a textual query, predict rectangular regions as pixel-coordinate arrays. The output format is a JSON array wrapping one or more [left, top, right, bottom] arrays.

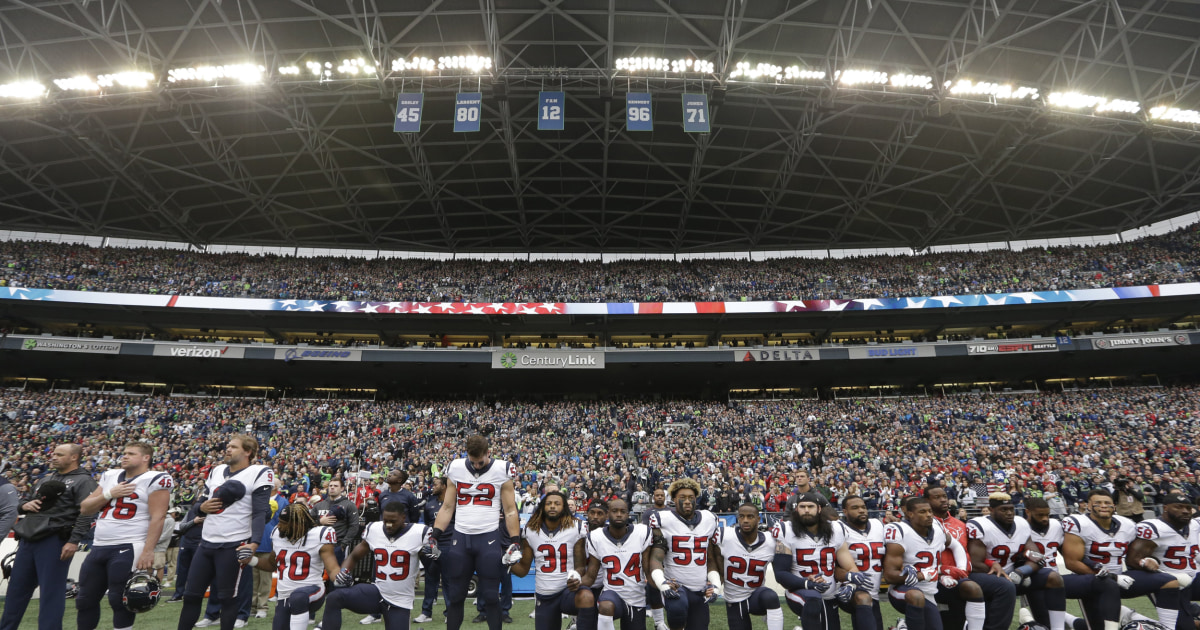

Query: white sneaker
[[234, 621, 248, 629], [360, 615, 382, 625], [255, 611, 268, 619], [1119, 606, 1134, 626], [413, 614, 434, 623], [1018, 608, 1034, 624], [195, 619, 218, 628], [894, 618, 908, 630], [529, 610, 537, 619], [656, 623, 670, 630]]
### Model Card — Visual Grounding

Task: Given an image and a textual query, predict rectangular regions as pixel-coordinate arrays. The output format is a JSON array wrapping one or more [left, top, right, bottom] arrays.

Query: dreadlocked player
[[248, 504, 340, 630], [646, 478, 720, 630], [511, 491, 597, 630]]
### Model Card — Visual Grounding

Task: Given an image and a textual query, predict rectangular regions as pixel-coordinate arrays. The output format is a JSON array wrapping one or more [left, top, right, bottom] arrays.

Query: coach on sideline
[[0, 444, 98, 630]]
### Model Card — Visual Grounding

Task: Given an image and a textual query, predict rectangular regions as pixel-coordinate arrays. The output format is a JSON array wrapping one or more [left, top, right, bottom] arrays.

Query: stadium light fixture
[[97, 71, 155, 89], [945, 79, 1038, 100], [1048, 92, 1141, 115], [615, 57, 713, 74], [1096, 99, 1140, 114], [336, 57, 376, 75], [837, 70, 889, 86], [783, 66, 825, 81], [391, 57, 437, 72], [1150, 106, 1200, 125], [890, 73, 933, 90], [278, 66, 301, 76], [729, 61, 783, 81], [0, 81, 46, 99], [167, 64, 264, 84], [436, 55, 491, 72], [53, 75, 100, 92]]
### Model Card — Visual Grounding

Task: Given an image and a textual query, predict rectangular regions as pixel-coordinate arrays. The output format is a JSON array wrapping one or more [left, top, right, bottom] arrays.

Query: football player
[[77, 441, 173, 630], [646, 479, 720, 630], [771, 492, 862, 630], [247, 503, 340, 630], [928, 485, 1015, 630], [709, 503, 783, 630], [882, 497, 971, 630], [428, 435, 521, 630], [510, 491, 596, 630], [580, 499, 653, 630], [841, 495, 886, 630], [1126, 494, 1200, 630]]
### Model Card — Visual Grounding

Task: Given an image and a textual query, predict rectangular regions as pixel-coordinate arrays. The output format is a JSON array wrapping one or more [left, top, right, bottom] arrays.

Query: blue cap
[[213, 480, 246, 505]]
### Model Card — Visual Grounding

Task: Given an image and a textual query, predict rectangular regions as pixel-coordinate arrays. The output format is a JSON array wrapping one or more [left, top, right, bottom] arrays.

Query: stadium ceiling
[[0, 0, 1199, 254]]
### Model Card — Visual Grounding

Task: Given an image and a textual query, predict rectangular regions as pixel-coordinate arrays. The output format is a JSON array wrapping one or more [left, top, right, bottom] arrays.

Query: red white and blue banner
[[1, 283, 1198, 315]]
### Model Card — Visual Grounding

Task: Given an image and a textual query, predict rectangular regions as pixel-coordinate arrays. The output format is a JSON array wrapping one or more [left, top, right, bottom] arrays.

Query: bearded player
[[771, 492, 863, 630], [77, 442, 173, 630], [646, 479, 720, 630], [511, 491, 597, 630], [428, 435, 520, 630], [1126, 494, 1200, 630]]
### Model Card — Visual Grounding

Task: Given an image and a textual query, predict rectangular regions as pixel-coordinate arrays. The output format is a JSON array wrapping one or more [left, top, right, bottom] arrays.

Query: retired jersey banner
[[538, 91, 565, 130], [393, 93, 423, 132], [453, 92, 482, 132], [626, 92, 653, 131], [681, 93, 710, 133]]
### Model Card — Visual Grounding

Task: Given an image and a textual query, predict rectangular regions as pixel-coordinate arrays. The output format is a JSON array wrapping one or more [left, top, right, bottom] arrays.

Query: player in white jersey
[[175, 435, 275, 630], [840, 496, 886, 630], [770, 492, 861, 630], [882, 496, 971, 630], [510, 491, 596, 630], [1062, 489, 1184, 630], [430, 435, 521, 630], [1127, 493, 1200, 630], [247, 504, 340, 630], [77, 441, 173, 630], [646, 478, 720, 630], [1023, 498, 1090, 630], [581, 499, 654, 630], [708, 503, 784, 630], [323, 501, 433, 629], [966, 493, 1066, 630]]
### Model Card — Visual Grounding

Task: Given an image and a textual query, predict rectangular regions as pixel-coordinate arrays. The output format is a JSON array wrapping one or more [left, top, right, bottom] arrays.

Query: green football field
[[0, 593, 1167, 629]]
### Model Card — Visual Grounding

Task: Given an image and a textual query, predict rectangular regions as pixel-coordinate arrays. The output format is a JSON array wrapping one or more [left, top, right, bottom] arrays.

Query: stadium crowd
[[3, 385, 1198, 521], [2, 225, 1199, 303]]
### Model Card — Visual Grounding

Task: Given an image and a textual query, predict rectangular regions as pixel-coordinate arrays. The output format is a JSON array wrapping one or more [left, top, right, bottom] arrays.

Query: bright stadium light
[[1096, 99, 1140, 114], [167, 64, 264, 84], [669, 58, 714, 74], [336, 57, 376, 75], [436, 55, 491, 72], [837, 69, 889, 86], [54, 75, 100, 91], [945, 79, 1038, 100], [391, 56, 436, 72], [278, 65, 301, 76], [1047, 92, 1141, 115], [890, 73, 933, 90], [729, 61, 783, 81], [783, 66, 825, 81], [615, 57, 671, 72], [0, 81, 46, 99], [1150, 106, 1200, 125], [97, 71, 155, 88]]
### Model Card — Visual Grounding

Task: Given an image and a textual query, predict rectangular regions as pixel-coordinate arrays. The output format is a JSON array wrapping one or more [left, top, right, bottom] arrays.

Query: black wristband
[[430, 527, 443, 539]]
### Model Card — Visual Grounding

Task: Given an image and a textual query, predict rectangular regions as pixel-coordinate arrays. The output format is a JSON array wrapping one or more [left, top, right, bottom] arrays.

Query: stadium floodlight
[[1095, 98, 1140, 114], [615, 57, 672, 72], [97, 71, 155, 88], [437, 55, 491, 72], [729, 61, 784, 81], [278, 66, 301, 76], [1150, 106, 1200, 125], [391, 56, 437, 72], [54, 75, 100, 91], [167, 64, 264, 84], [0, 81, 46, 99], [783, 66, 825, 81], [669, 58, 715, 74], [336, 57, 376, 75], [890, 73, 933, 90], [946, 79, 1039, 100], [837, 69, 889, 86], [1047, 91, 1105, 109]]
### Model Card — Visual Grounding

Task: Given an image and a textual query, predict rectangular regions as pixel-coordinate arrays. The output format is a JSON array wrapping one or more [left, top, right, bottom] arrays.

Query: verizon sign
[[153, 344, 247, 359], [1093, 334, 1191, 350]]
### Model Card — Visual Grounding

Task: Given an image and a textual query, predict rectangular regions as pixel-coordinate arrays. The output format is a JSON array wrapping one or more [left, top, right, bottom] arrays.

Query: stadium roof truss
[[0, 0, 1199, 253]]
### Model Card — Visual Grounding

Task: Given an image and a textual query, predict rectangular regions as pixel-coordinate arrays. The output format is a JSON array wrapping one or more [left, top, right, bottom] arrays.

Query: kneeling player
[[882, 497, 972, 630], [249, 504, 340, 630], [840, 496, 886, 630], [709, 504, 784, 630], [1127, 494, 1200, 630], [323, 501, 432, 630], [966, 493, 1066, 630], [646, 479, 719, 630], [771, 493, 861, 630], [580, 499, 653, 630], [510, 491, 597, 630]]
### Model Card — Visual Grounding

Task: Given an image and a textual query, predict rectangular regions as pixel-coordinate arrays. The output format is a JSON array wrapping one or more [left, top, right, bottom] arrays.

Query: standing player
[[640, 488, 668, 630], [415, 476, 449, 624], [76, 442, 173, 630], [708, 503, 784, 630], [247, 504, 340, 630], [580, 499, 653, 630], [841, 495, 886, 630], [770, 492, 861, 630], [646, 479, 720, 630], [927, 485, 1014, 630], [429, 435, 520, 630], [881, 497, 971, 630], [175, 435, 275, 630], [323, 501, 432, 629], [1126, 494, 1200, 630], [510, 491, 596, 630], [1063, 489, 1184, 628], [965, 492, 1066, 630]]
